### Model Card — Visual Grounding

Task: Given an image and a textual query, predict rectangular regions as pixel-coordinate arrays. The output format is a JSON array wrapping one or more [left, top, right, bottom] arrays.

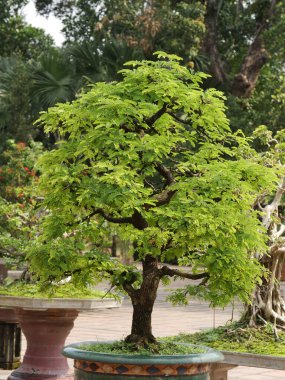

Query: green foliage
[[0, 140, 43, 268], [169, 322, 285, 356], [0, 17, 54, 59], [0, 0, 56, 150], [0, 281, 110, 299], [210, 0, 285, 134], [0, 0, 53, 59], [29, 53, 278, 307], [78, 341, 205, 355], [32, 49, 76, 108], [227, 66, 285, 136], [35, 0, 205, 61], [0, 57, 35, 146], [0, 140, 41, 199]]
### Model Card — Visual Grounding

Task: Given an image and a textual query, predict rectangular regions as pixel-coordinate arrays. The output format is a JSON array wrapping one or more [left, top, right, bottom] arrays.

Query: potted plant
[[28, 52, 278, 379]]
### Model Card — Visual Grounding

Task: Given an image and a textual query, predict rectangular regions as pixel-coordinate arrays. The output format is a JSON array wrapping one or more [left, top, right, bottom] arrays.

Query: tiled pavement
[[1, 280, 285, 380]]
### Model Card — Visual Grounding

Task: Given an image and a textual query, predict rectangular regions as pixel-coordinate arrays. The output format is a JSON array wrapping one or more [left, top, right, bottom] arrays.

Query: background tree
[[0, 0, 55, 151], [0, 57, 33, 147], [0, 0, 53, 58], [35, 0, 205, 61], [202, 0, 284, 98], [33, 1, 285, 134], [0, 140, 43, 270], [28, 54, 277, 344]]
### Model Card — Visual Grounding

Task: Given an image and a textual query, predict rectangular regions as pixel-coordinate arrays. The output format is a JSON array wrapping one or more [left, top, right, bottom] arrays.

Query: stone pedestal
[[8, 309, 78, 380], [0, 295, 121, 380]]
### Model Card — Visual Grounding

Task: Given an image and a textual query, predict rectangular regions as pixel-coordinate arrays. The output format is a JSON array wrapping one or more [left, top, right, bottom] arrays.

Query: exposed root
[[125, 334, 157, 349], [244, 249, 285, 329]]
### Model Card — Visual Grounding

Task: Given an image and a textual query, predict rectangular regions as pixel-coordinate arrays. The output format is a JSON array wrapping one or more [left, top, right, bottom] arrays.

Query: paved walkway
[[1, 280, 285, 380]]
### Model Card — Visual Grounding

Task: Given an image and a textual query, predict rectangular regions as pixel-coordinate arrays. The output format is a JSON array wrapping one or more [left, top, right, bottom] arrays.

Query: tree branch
[[142, 162, 177, 209], [263, 177, 285, 229], [75, 208, 133, 226], [231, 0, 278, 97], [120, 118, 142, 133], [122, 283, 137, 298], [90, 208, 148, 230], [152, 189, 176, 207], [167, 112, 190, 125], [276, 225, 285, 239], [144, 103, 168, 127], [68, 205, 148, 231], [159, 265, 209, 280], [155, 162, 175, 186], [120, 104, 168, 135], [203, 0, 227, 85]]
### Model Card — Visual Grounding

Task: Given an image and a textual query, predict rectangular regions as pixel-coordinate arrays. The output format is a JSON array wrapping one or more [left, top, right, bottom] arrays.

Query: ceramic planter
[[0, 296, 121, 380], [63, 341, 224, 380]]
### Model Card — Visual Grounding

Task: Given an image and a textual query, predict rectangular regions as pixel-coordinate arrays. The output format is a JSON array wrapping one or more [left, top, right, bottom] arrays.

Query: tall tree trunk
[[125, 255, 161, 345], [203, 0, 278, 97], [231, 35, 268, 97], [203, 0, 227, 86]]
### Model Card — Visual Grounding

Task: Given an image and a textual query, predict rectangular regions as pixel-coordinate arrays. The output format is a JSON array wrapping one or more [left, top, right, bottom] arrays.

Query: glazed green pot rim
[[62, 341, 224, 365]]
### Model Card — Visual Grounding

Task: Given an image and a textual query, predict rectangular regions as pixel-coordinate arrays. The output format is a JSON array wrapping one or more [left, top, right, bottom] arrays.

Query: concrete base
[[210, 363, 237, 380]]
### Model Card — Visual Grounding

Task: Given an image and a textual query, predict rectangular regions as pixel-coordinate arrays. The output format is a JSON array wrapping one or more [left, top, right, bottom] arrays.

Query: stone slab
[[222, 351, 285, 370], [0, 296, 121, 311]]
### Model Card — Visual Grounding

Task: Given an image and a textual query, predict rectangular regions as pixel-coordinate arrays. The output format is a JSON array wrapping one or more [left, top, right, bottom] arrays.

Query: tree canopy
[[0, 0, 53, 58], [35, 0, 205, 60]]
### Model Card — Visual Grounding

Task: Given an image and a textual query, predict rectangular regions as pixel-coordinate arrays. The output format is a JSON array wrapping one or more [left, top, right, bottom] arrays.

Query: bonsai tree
[[28, 52, 278, 346]]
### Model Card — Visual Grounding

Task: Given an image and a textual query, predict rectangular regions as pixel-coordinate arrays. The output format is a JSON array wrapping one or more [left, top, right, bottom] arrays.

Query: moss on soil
[[78, 341, 206, 356], [0, 281, 110, 299], [168, 322, 285, 356]]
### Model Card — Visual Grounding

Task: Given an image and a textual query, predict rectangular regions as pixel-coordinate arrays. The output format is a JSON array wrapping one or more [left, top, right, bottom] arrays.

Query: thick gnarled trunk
[[125, 255, 161, 345], [126, 305, 155, 344]]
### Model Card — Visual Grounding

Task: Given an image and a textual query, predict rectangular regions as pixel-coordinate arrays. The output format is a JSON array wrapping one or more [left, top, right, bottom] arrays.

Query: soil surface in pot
[[78, 341, 206, 356]]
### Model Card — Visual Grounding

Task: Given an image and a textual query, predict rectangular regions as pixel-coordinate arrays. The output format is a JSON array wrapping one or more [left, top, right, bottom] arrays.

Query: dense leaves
[[0, 0, 53, 58], [29, 54, 278, 309], [35, 0, 205, 61], [0, 140, 43, 269]]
